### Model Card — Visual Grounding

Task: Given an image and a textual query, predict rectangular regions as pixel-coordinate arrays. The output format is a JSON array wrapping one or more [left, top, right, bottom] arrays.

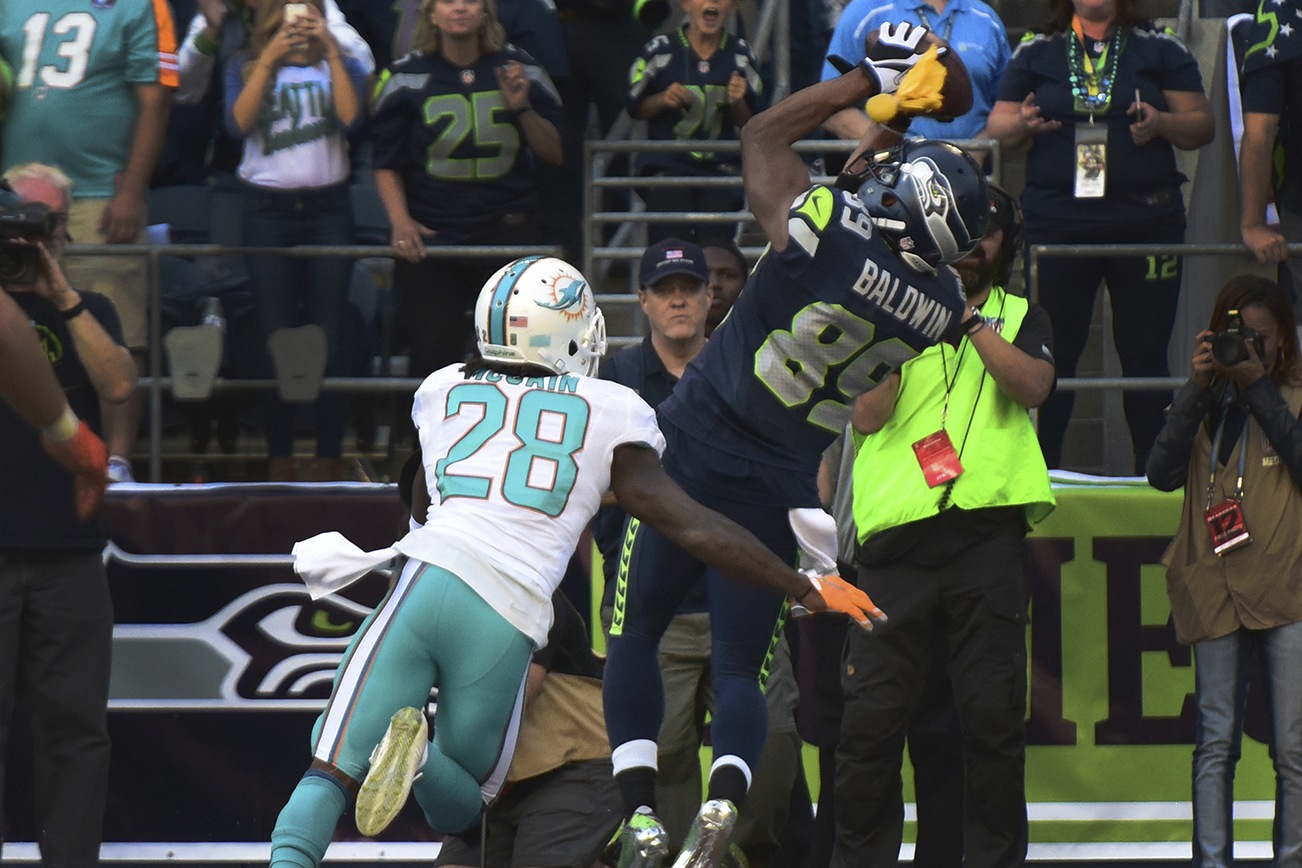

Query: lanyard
[[1206, 412, 1250, 510], [916, 3, 955, 43]]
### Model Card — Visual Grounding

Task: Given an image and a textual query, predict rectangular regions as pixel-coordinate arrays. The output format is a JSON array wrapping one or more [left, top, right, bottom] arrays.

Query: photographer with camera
[[1146, 274, 1302, 868], [0, 163, 137, 867]]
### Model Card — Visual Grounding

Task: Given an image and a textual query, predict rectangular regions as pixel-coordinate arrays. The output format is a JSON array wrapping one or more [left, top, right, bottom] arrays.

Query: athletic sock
[[705, 762, 749, 808], [269, 771, 348, 867], [615, 766, 659, 820]]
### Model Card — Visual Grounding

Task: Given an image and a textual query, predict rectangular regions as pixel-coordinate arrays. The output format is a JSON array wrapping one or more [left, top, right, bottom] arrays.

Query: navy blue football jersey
[[370, 46, 563, 239], [627, 25, 763, 173], [660, 184, 966, 471]]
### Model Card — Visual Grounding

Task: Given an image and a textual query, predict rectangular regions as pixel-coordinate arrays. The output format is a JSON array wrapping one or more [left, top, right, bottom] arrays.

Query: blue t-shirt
[[659, 184, 966, 504], [997, 24, 1205, 232], [821, 0, 1010, 140], [627, 25, 764, 173]]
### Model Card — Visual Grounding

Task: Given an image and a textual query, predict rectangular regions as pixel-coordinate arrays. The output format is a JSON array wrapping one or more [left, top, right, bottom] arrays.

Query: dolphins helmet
[[840, 139, 989, 274], [474, 256, 607, 376]]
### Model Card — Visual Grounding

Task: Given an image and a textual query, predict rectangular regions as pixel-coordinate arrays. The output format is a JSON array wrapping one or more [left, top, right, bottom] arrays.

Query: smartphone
[[1128, 88, 1143, 122], [284, 3, 308, 24]]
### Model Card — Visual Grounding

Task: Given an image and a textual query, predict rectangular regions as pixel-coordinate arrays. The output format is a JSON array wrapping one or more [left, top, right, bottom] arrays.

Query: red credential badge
[[912, 430, 963, 488], [1204, 498, 1251, 556]]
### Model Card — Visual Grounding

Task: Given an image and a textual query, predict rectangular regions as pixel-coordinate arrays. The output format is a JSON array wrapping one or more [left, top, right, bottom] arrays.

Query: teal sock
[[270, 771, 347, 867]]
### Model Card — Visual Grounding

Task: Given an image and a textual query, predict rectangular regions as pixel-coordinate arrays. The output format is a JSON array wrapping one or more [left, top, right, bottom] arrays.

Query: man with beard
[[835, 184, 1056, 868]]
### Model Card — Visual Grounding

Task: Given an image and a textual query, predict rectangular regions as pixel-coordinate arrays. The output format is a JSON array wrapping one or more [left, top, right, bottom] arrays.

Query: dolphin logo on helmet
[[474, 256, 608, 377]]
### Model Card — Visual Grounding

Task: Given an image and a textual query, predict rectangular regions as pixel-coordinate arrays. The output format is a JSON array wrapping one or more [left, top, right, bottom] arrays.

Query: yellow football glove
[[866, 45, 947, 124]]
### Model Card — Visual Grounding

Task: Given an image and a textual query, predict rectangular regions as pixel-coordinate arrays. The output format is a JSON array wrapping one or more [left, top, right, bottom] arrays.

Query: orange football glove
[[793, 573, 887, 629], [42, 419, 109, 521]]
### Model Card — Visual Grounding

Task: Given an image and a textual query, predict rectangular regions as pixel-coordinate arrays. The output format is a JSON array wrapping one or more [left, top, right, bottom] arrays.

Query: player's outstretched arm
[[742, 72, 881, 251], [610, 444, 886, 627]]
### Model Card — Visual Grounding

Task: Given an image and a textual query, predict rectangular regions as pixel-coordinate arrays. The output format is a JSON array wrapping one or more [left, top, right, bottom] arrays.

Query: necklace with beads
[[1066, 14, 1125, 118]]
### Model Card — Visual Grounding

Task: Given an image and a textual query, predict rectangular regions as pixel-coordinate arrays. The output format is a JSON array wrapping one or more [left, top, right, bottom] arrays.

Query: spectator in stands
[[594, 238, 809, 867], [0, 0, 177, 483], [0, 165, 137, 867], [544, 0, 653, 259], [839, 182, 1055, 868], [370, 0, 564, 383], [703, 240, 747, 336], [985, 0, 1213, 474], [1146, 274, 1302, 868], [170, 0, 372, 182], [1238, 22, 1302, 308], [821, 0, 1011, 145], [627, 0, 763, 246], [226, 0, 367, 481]]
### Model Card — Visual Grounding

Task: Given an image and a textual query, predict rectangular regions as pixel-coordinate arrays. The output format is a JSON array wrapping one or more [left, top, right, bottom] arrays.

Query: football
[[864, 28, 974, 122]]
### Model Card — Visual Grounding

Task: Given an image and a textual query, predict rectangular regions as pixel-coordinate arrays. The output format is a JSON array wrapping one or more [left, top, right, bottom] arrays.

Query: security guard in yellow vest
[[831, 186, 1056, 868]]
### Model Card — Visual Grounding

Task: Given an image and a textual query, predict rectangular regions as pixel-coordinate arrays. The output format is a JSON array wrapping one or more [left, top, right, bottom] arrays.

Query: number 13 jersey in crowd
[[403, 364, 664, 646], [659, 183, 966, 501]]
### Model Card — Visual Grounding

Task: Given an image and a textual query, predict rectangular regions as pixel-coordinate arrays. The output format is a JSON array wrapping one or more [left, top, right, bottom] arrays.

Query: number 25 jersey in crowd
[[402, 364, 665, 646], [659, 184, 967, 504]]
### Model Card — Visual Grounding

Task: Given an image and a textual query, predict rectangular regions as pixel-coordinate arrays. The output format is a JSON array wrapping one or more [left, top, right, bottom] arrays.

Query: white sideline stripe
[[0, 843, 442, 862], [0, 839, 1278, 863], [901, 800, 1275, 822]]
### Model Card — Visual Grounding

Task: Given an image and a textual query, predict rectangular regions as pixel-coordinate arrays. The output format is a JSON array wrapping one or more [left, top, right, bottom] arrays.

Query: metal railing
[[1025, 241, 1290, 397]]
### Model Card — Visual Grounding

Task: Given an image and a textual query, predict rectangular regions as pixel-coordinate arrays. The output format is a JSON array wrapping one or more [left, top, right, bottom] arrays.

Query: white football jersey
[[396, 363, 665, 645]]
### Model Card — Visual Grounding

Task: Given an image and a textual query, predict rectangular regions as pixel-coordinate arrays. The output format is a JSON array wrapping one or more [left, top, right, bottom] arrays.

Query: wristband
[[517, 104, 534, 117], [60, 299, 87, 321], [961, 306, 984, 336], [42, 406, 79, 443]]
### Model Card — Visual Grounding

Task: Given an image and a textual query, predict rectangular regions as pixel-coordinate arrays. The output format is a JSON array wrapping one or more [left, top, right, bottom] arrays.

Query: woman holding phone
[[225, 0, 369, 480], [985, 0, 1213, 474]]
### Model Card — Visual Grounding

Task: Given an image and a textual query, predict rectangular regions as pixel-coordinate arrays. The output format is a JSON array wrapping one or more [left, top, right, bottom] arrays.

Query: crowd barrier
[[0, 474, 1280, 862]]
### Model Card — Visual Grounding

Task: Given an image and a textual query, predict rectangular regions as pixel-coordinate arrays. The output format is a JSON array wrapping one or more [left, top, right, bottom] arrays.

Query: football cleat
[[605, 807, 670, 868], [354, 706, 428, 837], [671, 799, 739, 868]]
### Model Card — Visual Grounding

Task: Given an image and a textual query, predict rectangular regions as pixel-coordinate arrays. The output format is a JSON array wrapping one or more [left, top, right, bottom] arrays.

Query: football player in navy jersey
[[601, 21, 992, 868]]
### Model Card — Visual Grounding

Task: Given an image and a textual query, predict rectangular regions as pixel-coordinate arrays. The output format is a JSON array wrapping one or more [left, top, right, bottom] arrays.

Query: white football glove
[[859, 22, 945, 96]]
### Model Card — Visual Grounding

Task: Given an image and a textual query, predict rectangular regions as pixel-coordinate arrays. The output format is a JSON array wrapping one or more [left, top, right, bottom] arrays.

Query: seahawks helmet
[[474, 256, 607, 376], [840, 139, 989, 274]]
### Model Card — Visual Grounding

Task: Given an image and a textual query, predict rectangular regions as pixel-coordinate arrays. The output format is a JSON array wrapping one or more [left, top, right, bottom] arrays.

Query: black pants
[[1029, 221, 1184, 473], [393, 216, 541, 381], [832, 527, 1029, 868], [0, 549, 113, 866]]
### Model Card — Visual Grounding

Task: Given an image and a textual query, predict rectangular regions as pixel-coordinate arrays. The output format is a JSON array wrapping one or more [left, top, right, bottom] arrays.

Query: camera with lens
[[1210, 309, 1266, 367], [0, 201, 59, 284]]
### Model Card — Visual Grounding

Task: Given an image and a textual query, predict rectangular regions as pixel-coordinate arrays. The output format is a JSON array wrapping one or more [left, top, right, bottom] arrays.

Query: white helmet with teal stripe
[[474, 256, 607, 377]]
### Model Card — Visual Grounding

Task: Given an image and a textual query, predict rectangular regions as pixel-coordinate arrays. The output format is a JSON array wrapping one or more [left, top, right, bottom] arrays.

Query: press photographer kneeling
[[1146, 274, 1302, 868], [0, 162, 138, 864]]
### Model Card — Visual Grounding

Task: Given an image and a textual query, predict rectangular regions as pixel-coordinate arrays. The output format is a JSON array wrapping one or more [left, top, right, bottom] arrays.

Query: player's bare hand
[[795, 573, 887, 630], [496, 61, 531, 112]]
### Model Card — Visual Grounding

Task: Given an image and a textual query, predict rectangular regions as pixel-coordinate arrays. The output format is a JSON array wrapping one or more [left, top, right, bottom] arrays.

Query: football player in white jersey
[[268, 256, 885, 867]]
